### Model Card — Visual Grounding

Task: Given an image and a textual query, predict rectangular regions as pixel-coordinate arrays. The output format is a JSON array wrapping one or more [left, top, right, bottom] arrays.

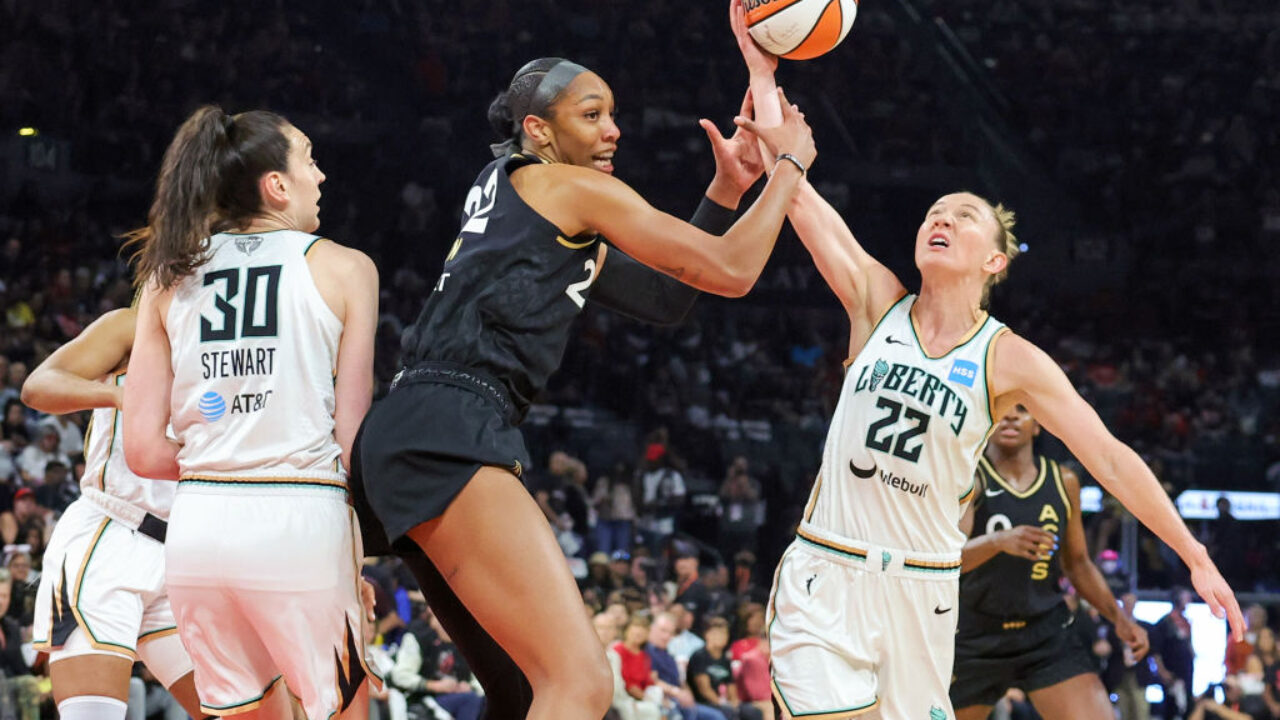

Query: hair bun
[[487, 91, 515, 140]]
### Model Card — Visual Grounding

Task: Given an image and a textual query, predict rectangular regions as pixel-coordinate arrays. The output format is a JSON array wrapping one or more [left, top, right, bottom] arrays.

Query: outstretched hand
[[734, 87, 817, 171], [730, 0, 779, 77], [1190, 560, 1245, 641], [699, 88, 768, 196]]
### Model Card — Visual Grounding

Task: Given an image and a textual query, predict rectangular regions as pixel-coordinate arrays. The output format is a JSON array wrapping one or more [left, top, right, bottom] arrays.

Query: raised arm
[[727, 0, 904, 338], [992, 331, 1244, 640], [590, 90, 767, 324], [122, 284, 181, 480], [22, 307, 136, 414], [545, 92, 814, 298], [305, 240, 379, 471]]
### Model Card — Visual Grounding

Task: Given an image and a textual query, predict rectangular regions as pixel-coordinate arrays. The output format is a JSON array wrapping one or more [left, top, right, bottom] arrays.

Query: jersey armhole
[[983, 326, 1011, 428], [304, 237, 330, 256], [843, 292, 912, 368]]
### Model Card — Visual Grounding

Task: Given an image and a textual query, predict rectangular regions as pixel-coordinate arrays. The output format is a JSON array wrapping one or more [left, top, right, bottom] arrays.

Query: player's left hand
[[1190, 558, 1245, 641], [701, 89, 767, 196], [1117, 617, 1150, 661], [360, 578, 378, 623]]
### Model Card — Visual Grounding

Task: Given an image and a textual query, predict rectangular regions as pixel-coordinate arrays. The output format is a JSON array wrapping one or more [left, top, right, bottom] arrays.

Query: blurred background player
[[952, 404, 1148, 720], [122, 106, 380, 719], [23, 307, 203, 720]]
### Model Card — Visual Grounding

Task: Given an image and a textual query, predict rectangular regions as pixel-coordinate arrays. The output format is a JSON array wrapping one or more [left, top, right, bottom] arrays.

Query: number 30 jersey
[[400, 153, 601, 418], [803, 294, 1007, 554], [167, 230, 344, 483]]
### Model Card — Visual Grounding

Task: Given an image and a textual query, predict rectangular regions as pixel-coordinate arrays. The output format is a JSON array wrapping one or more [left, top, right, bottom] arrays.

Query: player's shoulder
[[305, 237, 375, 272]]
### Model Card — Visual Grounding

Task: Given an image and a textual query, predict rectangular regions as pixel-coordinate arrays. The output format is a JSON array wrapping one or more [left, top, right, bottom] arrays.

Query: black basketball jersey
[[959, 455, 1073, 622], [401, 153, 601, 416]]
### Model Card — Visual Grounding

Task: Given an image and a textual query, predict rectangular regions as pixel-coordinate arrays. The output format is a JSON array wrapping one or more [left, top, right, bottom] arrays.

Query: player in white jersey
[[725, 6, 1244, 717], [121, 106, 380, 720], [22, 307, 204, 720]]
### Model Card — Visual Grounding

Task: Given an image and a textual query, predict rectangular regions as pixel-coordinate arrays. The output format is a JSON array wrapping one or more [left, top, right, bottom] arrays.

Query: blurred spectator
[[592, 461, 638, 557], [531, 450, 591, 558], [1227, 605, 1269, 676], [728, 603, 771, 717], [729, 551, 768, 616], [717, 457, 763, 557], [1188, 674, 1269, 720], [667, 603, 706, 671], [46, 413, 84, 460], [1152, 588, 1197, 720], [0, 402, 31, 462], [15, 418, 69, 487], [595, 610, 623, 647], [1104, 593, 1159, 720], [647, 611, 720, 720], [389, 606, 484, 720], [605, 613, 661, 720], [0, 489, 45, 549], [1208, 498, 1247, 590], [0, 569, 40, 720], [33, 458, 77, 514], [686, 617, 761, 720], [640, 430, 686, 553], [673, 541, 711, 633], [3, 550, 37, 629]]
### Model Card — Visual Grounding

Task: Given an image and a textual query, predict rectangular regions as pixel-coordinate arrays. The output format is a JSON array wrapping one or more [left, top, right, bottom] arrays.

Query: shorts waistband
[[391, 361, 517, 423], [796, 521, 962, 578], [959, 601, 1070, 633], [82, 487, 167, 544], [177, 473, 348, 493]]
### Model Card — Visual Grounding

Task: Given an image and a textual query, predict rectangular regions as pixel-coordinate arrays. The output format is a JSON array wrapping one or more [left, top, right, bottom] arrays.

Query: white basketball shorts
[[33, 498, 194, 688], [768, 522, 961, 720], [165, 480, 379, 718]]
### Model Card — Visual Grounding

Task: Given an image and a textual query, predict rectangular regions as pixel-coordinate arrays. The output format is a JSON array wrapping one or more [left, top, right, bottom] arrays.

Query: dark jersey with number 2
[[401, 153, 601, 416]]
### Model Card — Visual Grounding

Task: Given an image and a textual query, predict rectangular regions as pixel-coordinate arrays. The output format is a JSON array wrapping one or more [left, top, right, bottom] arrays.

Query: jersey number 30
[[201, 265, 282, 341]]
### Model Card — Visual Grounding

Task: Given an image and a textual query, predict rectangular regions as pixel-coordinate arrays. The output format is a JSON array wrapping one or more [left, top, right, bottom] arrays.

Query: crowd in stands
[[1, 0, 1279, 717]]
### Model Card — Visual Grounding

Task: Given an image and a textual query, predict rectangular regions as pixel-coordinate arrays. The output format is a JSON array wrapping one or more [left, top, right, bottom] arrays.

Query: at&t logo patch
[[198, 391, 226, 421]]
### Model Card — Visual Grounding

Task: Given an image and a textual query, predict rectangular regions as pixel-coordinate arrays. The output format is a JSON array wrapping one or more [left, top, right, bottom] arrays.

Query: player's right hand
[[995, 525, 1057, 561], [1190, 558, 1245, 641], [735, 88, 817, 170], [730, 0, 779, 76]]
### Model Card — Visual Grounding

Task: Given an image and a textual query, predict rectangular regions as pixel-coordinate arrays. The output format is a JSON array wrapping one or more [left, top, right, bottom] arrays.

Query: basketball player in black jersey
[[354, 57, 816, 720], [951, 404, 1150, 720]]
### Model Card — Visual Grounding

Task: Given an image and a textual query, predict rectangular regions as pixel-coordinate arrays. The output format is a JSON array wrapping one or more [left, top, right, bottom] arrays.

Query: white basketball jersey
[[803, 294, 1007, 554], [167, 230, 344, 483], [81, 372, 176, 519]]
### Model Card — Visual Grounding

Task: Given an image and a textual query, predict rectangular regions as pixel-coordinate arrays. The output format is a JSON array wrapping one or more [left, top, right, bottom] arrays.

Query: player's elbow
[[719, 265, 761, 298], [18, 375, 49, 411]]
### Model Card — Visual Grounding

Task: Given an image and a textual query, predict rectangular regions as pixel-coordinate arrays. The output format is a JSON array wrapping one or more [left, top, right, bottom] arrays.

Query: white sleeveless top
[[167, 230, 344, 485], [803, 294, 1007, 554], [81, 372, 176, 519]]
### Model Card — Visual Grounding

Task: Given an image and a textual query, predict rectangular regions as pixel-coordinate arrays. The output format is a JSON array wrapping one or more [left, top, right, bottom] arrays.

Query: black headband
[[510, 59, 589, 132]]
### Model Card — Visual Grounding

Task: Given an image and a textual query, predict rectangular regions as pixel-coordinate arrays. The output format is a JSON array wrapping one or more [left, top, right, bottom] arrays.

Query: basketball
[[745, 0, 858, 60]]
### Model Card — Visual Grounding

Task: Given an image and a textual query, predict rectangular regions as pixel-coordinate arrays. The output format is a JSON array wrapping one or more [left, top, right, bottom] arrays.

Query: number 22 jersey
[[166, 230, 344, 483], [802, 294, 1008, 554]]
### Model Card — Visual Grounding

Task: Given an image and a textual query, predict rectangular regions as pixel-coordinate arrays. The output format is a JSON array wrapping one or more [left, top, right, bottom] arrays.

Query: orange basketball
[[745, 0, 858, 60]]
